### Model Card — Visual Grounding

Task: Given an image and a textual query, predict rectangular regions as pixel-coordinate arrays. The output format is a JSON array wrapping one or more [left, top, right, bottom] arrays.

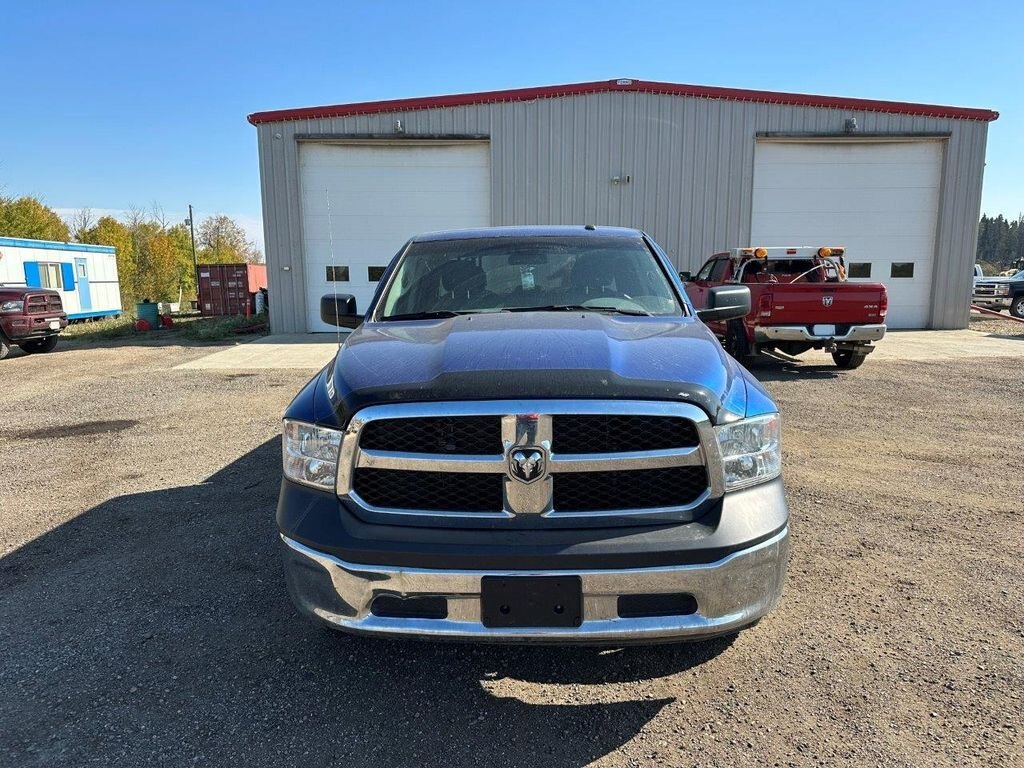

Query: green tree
[[80, 216, 136, 307], [0, 196, 71, 241], [197, 214, 261, 264], [167, 223, 197, 299]]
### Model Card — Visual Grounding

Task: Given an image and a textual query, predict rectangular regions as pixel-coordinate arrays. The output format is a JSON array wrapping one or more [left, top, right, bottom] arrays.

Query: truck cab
[[0, 285, 68, 359], [685, 247, 888, 369], [277, 226, 790, 644]]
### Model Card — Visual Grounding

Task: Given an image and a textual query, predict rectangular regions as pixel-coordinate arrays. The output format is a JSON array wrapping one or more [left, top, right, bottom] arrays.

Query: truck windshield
[[378, 236, 682, 319]]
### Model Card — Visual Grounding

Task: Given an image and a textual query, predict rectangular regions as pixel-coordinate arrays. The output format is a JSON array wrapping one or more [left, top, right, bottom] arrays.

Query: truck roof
[[0, 284, 59, 297], [412, 225, 644, 242]]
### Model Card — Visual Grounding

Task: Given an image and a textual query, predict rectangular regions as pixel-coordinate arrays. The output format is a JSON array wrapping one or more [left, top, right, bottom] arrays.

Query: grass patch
[[60, 313, 270, 344], [61, 315, 138, 341], [176, 314, 269, 341]]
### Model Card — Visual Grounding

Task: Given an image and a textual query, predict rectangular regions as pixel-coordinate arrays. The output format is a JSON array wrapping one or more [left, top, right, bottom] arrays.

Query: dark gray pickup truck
[[278, 226, 789, 643]]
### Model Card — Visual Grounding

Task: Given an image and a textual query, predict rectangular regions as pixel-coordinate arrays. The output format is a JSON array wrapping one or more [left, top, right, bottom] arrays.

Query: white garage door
[[299, 142, 491, 332], [751, 140, 943, 328]]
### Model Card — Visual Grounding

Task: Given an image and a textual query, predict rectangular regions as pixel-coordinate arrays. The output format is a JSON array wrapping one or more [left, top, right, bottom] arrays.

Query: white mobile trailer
[[0, 237, 122, 320]]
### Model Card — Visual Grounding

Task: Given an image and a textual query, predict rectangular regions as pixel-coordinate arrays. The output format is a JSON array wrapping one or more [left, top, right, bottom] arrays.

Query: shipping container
[[0, 237, 122, 320], [197, 263, 268, 316]]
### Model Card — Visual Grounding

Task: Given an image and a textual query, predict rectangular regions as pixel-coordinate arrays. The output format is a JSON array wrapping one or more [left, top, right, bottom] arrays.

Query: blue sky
[[2, 1, 1021, 251]]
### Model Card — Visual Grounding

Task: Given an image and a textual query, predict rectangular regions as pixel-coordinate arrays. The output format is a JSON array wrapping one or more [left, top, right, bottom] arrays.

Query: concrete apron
[[174, 333, 345, 370], [174, 329, 1021, 371]]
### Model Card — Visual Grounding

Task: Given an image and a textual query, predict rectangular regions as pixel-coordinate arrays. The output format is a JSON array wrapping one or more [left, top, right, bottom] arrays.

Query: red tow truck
[[684, 247, 888, 369]]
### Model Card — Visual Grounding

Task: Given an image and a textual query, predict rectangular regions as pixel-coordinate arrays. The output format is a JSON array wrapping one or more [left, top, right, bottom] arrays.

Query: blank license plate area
[[481, 576, 583, 628], [812, 324, 836, 336]]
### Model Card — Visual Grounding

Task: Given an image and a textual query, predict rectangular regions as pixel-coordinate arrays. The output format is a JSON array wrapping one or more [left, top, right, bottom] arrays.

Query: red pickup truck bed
[[685, 248, 887, 369]]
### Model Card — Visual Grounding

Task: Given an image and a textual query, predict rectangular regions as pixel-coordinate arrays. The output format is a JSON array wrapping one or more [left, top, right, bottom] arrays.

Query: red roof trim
[[247, 78, 998, 125]]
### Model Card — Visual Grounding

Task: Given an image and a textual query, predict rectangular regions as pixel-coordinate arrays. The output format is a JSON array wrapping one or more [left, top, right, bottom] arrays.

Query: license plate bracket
[[481, 576, 583, 628]]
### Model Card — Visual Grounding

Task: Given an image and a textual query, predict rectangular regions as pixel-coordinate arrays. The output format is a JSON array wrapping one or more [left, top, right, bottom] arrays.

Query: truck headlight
[[0, 300, 24, 313], [283, 420, 341, 491], [715, 413, 781, 491], [995, 284, 1010, 295]]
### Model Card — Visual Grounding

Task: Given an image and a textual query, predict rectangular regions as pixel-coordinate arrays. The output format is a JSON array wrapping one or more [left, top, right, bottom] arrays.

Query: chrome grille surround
[[336, 400, 724, 529]]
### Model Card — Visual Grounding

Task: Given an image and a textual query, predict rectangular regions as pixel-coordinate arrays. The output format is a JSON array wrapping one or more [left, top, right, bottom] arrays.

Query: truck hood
[[0, 285, 60, 299], [327, 312, 751, 424]]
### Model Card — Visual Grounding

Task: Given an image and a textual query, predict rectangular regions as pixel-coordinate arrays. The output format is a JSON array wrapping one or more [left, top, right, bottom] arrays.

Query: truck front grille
[[338, 401, 721, 528], [551, 414, 699, 453], [26, 294, 64, 313], [353, 468, 503, 513], [360, 416, 500, 455], [553, 466, 708, 512]]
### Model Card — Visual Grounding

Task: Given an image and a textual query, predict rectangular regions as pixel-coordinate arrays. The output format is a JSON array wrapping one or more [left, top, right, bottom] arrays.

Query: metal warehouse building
[[249, 78, 997, 333]]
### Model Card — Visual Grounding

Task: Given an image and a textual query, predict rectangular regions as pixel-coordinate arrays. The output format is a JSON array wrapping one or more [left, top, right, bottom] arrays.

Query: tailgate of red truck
[[760, 282, 886, 326]]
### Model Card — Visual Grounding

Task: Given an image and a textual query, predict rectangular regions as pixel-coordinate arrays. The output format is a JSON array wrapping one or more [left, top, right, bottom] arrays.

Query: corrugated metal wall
[[255, 92, 990, 333]]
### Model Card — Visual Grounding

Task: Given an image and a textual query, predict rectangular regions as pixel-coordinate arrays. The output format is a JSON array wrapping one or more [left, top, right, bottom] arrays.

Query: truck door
[[75, 258, 92, 311], [685, 257, 729, 309]]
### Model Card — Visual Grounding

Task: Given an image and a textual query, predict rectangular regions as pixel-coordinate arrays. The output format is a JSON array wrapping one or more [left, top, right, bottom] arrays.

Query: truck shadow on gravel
[[743, 355, 844, 382], [0, 438, 731, 768]]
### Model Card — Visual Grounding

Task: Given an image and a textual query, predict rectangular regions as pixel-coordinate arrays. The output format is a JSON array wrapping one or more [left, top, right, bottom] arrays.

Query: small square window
[[326, 265, 350, 282], [890, 263, 915, 278], [848, 263, 872, 279], [367, 266, 387, 281], [77, 263, 88, 278]]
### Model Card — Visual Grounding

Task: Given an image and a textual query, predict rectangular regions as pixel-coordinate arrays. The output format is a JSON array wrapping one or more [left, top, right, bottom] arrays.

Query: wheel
[[19, 336, 59, 354], [1010, 295, 1024, 319], [832, 350, 866, 369], [723, 320, 752, 360], [0, 333, 10, 360]]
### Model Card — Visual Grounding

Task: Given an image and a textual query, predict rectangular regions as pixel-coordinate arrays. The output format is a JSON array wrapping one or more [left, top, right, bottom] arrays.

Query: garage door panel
[[303, 172, 490, 194], [752, 187, 940, 215], [754, 164, 940, 190], [299, 143, 491, 332], [752, 141, 942, 329], [752, 211, 939, 240]]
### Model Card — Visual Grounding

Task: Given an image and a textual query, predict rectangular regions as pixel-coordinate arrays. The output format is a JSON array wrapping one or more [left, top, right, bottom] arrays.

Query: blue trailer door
[[75, 258, 92, 310]]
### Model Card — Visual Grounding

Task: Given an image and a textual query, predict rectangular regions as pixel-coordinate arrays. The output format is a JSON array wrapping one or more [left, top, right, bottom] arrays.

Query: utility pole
[[184, 205, 198, 308]]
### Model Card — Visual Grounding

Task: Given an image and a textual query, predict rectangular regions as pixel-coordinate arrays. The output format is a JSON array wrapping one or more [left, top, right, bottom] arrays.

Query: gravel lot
[[1, 335, 1021, 767]]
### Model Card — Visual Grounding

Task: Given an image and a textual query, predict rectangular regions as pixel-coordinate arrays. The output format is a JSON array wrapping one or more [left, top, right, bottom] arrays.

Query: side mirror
[[697, 285, 751, 322], [320, 294, 362, 329], [678, 271, 693, 282]]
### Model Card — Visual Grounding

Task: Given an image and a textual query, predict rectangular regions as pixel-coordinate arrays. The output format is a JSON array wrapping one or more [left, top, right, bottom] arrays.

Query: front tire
[[0, 333, 10, 360], [832, 350, 866, 369], [1010, 295, 1024, 319], [20, 336, 59, 354], [723, 320, 752, 360]]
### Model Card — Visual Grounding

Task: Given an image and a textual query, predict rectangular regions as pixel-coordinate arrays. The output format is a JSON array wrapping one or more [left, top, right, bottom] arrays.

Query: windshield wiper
[[502, 304, 652, 316], [381, 310, 470, 321]]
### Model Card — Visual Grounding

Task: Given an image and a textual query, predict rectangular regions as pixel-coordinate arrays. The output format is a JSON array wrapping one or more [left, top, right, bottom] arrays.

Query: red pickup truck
[[0, 285, 68, 360], [684, 247, 887, 369]]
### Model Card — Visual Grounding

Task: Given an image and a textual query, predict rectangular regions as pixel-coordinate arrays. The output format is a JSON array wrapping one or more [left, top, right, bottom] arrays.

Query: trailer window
[[848, 263, 872, 278], [39, 263, 64, 290]]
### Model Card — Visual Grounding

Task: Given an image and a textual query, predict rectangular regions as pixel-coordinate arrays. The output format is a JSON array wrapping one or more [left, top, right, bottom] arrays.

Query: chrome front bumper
[[755, 324, 886, 343], [280, 527, 789, 643], [972, 297, 1010, 309]]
